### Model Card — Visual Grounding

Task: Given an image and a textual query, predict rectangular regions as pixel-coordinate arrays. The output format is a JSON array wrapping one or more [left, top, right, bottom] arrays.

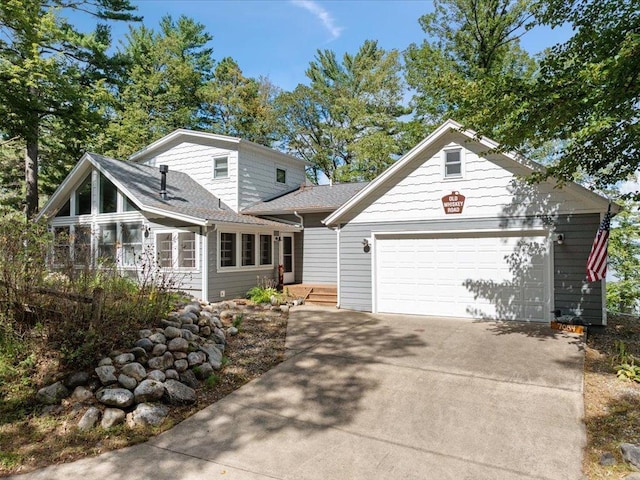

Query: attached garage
[[374, 231, 551, 322], [325, 120, 617, 325]]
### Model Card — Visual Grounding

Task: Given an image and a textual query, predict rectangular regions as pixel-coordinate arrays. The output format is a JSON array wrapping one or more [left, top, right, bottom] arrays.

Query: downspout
[[293, 211, 304, 229], [201, 226, 208, 302], [336, 224, 341, 308]]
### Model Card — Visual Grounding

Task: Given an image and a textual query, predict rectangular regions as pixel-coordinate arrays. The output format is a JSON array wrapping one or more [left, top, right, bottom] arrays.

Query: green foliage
[[404, 0, 537, 139], [232, 314, 244, 330], [204, 374, 219, 389], [497, 0, 640, 190], [612, 341, 640, 382], [247, 286, 280, 305], [276, 40, 410, 183]]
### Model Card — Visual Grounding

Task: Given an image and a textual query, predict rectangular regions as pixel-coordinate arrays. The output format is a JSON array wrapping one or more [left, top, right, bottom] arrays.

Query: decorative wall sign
[[441, 191, 465, 214]]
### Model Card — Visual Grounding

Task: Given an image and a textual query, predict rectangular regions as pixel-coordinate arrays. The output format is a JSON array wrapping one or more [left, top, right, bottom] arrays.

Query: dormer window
[[444, 149, 462, 178], [276, 167, 286, 184], [214, 156, 228, 179]]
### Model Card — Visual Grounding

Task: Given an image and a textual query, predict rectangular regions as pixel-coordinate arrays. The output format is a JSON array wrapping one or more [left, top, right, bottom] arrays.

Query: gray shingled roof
[[242, 182, 369, 215], [88, 153, 291, 227]]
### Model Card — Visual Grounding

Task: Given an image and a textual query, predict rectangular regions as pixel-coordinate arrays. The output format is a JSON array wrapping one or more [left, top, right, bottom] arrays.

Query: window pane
[[121, 223, 142, 266], [220, 233, 236, 267], [283, 236, 293, 273], [73, 225, 92, 265], [53, 226, 70, 265], [242, 234, 255, 266], [157, 233, 173, 267], [214, 157, 228, 178], [100, 173, 117, 213], [445, 151, 462, 177], [276, 168, 286, 184], [260, 234, 272, 265], [98, 223, 117, 261], [123, 196, 140, 212], [76, 175, 92, 215], [56, 199, 71, 217], [178, 232, 196, 268]]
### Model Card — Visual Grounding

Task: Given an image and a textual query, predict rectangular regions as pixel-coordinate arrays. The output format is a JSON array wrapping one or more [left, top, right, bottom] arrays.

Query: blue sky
[[104, 0, 572, 91]]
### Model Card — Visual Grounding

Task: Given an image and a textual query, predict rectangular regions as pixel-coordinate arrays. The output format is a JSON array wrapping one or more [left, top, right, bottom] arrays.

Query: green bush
[[247, 286, 281, 304]]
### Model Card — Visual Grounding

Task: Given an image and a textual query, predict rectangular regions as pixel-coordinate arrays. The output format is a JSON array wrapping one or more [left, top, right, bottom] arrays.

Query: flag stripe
[[586, 209, 611, 283]]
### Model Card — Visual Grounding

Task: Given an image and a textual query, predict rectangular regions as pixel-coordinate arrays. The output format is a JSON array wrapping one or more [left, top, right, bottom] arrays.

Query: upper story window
[[276, 168, 286, 184], [100, 173, 118, 213], [444, 149, 462, 178], [214, 156, 229, 179], [76, 175, 92, 215]]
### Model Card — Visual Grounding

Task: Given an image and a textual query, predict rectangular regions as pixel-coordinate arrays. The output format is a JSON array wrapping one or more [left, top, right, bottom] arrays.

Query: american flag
[[586, 206, 612, 282]]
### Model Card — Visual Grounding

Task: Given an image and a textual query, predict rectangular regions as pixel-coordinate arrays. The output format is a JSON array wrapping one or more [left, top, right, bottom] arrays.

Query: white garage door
[[375, 232, 550, 321]]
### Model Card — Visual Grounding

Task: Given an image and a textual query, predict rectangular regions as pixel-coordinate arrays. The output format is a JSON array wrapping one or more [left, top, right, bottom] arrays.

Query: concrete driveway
[[12, 306, 586, 480]]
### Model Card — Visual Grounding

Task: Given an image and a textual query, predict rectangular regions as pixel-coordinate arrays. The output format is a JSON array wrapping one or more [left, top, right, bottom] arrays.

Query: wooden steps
[[285, 284, 337, 307]]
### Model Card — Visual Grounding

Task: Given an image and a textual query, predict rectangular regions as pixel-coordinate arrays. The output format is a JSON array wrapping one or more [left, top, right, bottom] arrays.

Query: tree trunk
[[24, 129, 38, 219]]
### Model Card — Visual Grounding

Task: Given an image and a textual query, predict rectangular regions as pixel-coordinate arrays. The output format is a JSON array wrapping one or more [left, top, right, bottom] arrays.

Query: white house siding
[[141, 141, 239, 211], [349, 143, 596, 224], [339, 215, 605, 325], [301, 213, 337, 285], [237, 144, 306, 211]]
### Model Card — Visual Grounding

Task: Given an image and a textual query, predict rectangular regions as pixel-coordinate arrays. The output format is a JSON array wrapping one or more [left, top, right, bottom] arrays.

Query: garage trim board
[[372, 229, 553, 322]]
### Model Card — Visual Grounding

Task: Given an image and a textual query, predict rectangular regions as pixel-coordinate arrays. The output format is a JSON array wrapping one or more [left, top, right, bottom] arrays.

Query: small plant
[[247, 286, 281, 304], [232, 313, 244, 329], [221, 356, 230, 367], [615, 363, 640, 382], [204, 374, 219, 389], [611, 340, 640, 382]]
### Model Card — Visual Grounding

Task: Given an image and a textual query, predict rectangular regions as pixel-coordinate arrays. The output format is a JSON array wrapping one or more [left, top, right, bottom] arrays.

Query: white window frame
[[276, 167, 287, 184], [443, 148, 464, 179], [217, 229, 274, 272], [213, 156, 229, 179], [154, 229, 200, 271], [259, 234, 273, 266]]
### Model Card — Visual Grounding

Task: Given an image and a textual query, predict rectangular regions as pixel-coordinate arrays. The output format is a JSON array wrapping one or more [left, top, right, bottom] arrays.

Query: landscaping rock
[[121, 362, 146, 382], [118, 374, 138, 391], [152, 343, 167, 356], [280, 305, 290, 314], [78, 407, 101, 431], [599, 452, 617, 466], [147, 370, 166, 382], [65, 371, 90, 388], [220, 310, 234, 321], [164, 380, 196, 404], [126, 403, 169, 427], [200, 344, 223, 369], [624, 474, 640, 480], [130, 347, 148, 359], [621, 443, 640, 470], [182, 324, 199, 334], [98, 357, 113, 367], [187, 351, 206, 367], [113, 353, 135, 366], [70, 386, 94, 403], [174, 359, 189, 373], [101, 408, 126, 429], [160, 319, 181, 329], [173, 351, 188, 360], [213, 327, 225, 344], [165, 369, 179, 380], [134, 379, 165, 403], [168, 337, 189, 352], [138, 329, 153, 338], [95, 365, 118, 385], [179, 369, 199, 389], [37, 381, 70, 405], [164, 326, 182, 339], [227, 326, 239, 336], [194, 362, 214, 380], [200, 326, 211, 337], [184, 303, 201, 315], [96, 388, 135, 408], [181, 329, 195, 342], [148, 332, 167, 345], [134, 337, 154, 352], [147, 351, 174, 371]]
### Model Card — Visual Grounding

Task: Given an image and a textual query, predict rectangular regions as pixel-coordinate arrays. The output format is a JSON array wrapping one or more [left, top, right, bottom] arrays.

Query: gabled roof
[[128, 128, 311, 166], [324, 119, 618, 226], [38, 153, 298, 229], [242, 182, 369, 215]]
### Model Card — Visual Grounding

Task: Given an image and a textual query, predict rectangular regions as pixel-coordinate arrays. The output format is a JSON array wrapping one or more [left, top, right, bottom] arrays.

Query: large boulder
[[101, 408, 126, 429], [200, 344, 223, 370], [96, 388, 135, 408], [621, 443, 640, 470], [70, 386, 94, 403], [36, 381, 70, 405], [167, 337, 189, 353], [126, 403, 169, 427], [95, 365, 117, 385], [64, 371, 90, 388], [163, 380, 196, 405], [121, 362, 147, 382], [77, 407, 101, 431], [134, 379, 165, 403], [113, 353, 135, 366]]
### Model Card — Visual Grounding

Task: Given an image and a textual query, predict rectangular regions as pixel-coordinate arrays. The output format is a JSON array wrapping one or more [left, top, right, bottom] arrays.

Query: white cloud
[[291, 0, 343, 40]]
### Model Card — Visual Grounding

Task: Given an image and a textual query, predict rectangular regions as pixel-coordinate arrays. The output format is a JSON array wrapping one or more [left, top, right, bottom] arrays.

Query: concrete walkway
[[11, 307, 586, 480]]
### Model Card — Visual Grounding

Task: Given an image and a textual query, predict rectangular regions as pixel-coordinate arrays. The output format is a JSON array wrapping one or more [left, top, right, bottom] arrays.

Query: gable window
[[276, 168, 286, 184], [76, 176, 92, 215], [242, 234, 256, 266], [260, 234, 272, 265], [99, 173, 118, 213], [56, 199, 71, 217], [214, 156, 228, 179], [123, 195, 140, 212], [444, 150, 462, 178], [220, 232, 236, 267]]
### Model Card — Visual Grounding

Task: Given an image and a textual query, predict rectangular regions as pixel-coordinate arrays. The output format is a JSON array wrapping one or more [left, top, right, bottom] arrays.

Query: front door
[[280, 234, 295, 284]]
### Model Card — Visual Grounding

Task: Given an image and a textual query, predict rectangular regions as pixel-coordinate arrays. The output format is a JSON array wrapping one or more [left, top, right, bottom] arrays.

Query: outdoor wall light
[[362, 238, 371, 253], [553, 233, 565, 245]]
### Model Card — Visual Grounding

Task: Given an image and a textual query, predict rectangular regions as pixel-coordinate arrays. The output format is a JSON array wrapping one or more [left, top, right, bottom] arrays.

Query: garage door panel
[[375, 234, 549, 322]]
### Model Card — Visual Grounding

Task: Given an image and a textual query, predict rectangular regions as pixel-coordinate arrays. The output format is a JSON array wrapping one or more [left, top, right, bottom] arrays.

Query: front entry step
[[286, 284, 337, 306]]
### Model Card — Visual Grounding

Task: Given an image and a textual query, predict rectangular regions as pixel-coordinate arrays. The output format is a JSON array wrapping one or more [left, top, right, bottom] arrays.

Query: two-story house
[[39, 120, 614, 325]]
